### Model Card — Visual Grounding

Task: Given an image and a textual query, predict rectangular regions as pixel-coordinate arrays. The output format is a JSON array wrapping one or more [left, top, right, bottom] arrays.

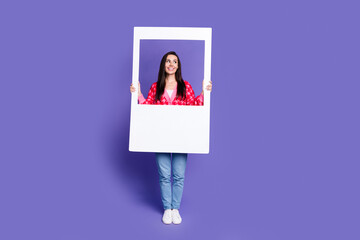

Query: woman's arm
[[138, 82, 157, 104], [184, 82, 200, 105], [185, 80, 212, 106]]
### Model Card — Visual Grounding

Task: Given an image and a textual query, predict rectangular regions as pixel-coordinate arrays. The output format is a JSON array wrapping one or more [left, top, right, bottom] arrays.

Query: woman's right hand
[[130, 82, 142, 96]]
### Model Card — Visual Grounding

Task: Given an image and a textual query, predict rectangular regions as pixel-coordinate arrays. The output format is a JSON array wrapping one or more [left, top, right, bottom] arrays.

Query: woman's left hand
[[202, 80, 212, 94]]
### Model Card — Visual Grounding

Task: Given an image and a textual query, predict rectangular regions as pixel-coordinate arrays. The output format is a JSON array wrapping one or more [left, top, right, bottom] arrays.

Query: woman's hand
[[201, 80, 212, 95], [130, 82, 142, 96]]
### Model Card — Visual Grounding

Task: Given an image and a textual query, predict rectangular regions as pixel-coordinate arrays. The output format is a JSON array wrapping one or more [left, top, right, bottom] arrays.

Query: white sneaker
[[162, 209, 172, 224], [172, 209, 182, 224]]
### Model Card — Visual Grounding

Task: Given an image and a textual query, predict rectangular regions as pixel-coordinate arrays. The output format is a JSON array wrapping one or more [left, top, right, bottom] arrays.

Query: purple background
[[1, 1, 359, 240], [139, 40, 204, 100]]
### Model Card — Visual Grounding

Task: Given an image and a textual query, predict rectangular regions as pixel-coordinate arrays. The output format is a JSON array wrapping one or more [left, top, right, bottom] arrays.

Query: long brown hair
[[155, 51, 186, 102]]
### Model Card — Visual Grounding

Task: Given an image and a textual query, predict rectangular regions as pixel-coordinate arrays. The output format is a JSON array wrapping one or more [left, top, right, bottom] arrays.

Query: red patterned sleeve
[[139, 83, 157, 104], [194, 93, 204, 105], [185, 81, 204, 106]]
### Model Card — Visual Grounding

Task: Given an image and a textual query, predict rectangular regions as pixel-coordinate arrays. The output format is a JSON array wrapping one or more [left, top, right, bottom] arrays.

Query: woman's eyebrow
[[167, 59, 177, 62]]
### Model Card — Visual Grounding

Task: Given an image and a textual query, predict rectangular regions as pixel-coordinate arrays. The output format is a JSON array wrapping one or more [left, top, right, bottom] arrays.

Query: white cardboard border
[[129, 27, 212, 154]]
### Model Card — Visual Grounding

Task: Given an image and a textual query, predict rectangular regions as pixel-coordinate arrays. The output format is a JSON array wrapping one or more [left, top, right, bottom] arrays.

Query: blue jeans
[[155, 153, 187, 210]]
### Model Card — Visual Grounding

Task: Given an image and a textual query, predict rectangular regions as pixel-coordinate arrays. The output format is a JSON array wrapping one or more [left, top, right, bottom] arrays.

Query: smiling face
[[164, 54, 178, 75]]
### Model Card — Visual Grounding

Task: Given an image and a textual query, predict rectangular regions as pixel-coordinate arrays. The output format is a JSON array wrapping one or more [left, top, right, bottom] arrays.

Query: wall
[[1, 1, 359, 240]]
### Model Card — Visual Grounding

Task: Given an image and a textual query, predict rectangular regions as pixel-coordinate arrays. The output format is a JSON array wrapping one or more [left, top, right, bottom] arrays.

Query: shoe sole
[[162, 220, 172, 225]]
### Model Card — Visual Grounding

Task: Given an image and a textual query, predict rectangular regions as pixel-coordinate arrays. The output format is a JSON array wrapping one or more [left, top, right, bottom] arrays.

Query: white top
[[166, 90, 173, 98]]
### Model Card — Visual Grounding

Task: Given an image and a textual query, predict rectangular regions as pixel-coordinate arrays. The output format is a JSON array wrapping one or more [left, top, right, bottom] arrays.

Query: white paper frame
[[129, 27, 212, 154]]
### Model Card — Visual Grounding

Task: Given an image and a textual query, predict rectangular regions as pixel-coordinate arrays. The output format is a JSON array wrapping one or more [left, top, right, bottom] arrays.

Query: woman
[[130, 51, 212, 224]]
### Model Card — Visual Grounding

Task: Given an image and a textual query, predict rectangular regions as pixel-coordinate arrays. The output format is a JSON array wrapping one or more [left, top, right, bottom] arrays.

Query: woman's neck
[[165, 75, 176, 83], [165, 75, 177, 89]]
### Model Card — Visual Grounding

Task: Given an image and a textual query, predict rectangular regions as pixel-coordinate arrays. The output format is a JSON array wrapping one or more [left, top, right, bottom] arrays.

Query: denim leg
[[171, 153, 187, 209], [155, 153, 172, 210]]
